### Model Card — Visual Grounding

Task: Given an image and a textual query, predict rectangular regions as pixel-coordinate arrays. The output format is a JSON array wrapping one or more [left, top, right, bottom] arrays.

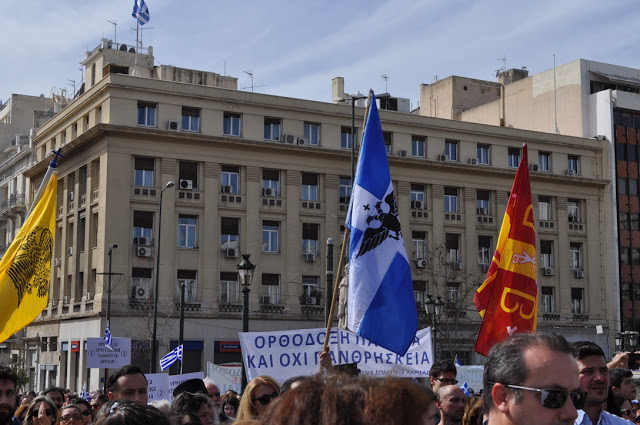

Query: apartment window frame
[[223, 112, 242, 136], [302, 223, 319, 255], [262, 221, 280, 253], [508, 147, 521, 168], [301, 173, 319, 201], [383, 131, 392, 154], [221, 165, 240, 194], [220, 217, 239, 251], [133, 211, 154, 244], [181, 107, 200, 132], [220, 272, 239, 304], [304, 122, 320, 146], [476, 190, 491, 215], [567, 199, 581, 223], [179, 161, 198, 190], [261, 274, 281, 304], [262, 169, 280, 197], [541, 286, 555, 313], [540, 240, 554, 268], [444, 187, 459, 213], [478, 235, 492, 265], [134, 156, 155, 188], [477, 144, 490, 165], [568, 155, 579, 174], [178, 215, 198, 248], [445, 233, 461, 263], [538, 196, 552, 221], [445, 140, 458, 161], [410, 184, 426, 209], [446, 282, 461, 308], [571, 287, 585, 314], [339, 177, 352, 204], [412, 136, 425, 158], [539, 152, 551, 171], [570, 242, 583, 270], [341, 127, 355, 150], [137, 102, 157, 127], [264, 117, 281, 141], [177, 270, 198, 303], [412, 231, 427, 260]]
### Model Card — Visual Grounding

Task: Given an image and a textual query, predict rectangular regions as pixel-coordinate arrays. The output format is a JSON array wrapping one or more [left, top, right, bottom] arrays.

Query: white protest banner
[[145, 373, 170, 402], [86, 338, 131, 369], [456, 366, 484, 394], [206, 362, 241, 393], [167, 372, 205, 402], [239, 327, 432, 383]]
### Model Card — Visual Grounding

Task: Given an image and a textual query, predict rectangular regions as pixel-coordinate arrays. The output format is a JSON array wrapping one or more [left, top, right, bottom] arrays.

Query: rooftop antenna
[[107, 19, 117, 46], [496, 56, 507, 76], [381, 74, 388, 93], [67, 79, 76, 98], [553, 54, 560, 134], [244, 71, 254, 92]]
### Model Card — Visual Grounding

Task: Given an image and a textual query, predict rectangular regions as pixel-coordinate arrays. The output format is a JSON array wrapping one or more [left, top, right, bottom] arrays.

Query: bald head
[[437, 385, 466, 425]]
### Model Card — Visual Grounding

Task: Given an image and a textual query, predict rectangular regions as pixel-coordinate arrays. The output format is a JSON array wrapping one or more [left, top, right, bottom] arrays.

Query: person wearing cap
[[106, 365, 148, 406]]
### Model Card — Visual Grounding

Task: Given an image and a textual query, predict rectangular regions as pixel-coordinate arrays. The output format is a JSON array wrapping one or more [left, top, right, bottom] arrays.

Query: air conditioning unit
[[575, 270, 585, 278], [468, 158, 477, 165], [137, 246, 152, 257], [222, 185, 232, 193], [283, 134, 296, 144], [262, 187, 274, 197], [133, 285, 150, 300], [134, 237, 150, 246], [68, 247, 73, 256], [69, 192, 74, 201], [297, 137, 308, 145], [565, 169, 575, 176], [306, 297, 317, 305], [53, 258, 61, 267], [167, 120, 180, 131], [529, 164, 539, 172], [477, 207, 488, 215], [543, 267, 555, 276], [416, 259, 427, 268], [411, 200, 423, 209], [63, 296, 70, 305], [260, 296, 271, 304], [85, 292, 94, 301], [304, 253, 316, 262], [179, 179, 193, 190], [453, 262, 463, 270], [438, 154, 448, 161], [225, 248, 238, 258], [51, 298, 58, 307], [397, 150, 407, 157]]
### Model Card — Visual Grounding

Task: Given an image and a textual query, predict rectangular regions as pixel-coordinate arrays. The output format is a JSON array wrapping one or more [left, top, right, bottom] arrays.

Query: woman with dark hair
[[54, 404, 84, 425], [24, 395, 58, 425], [221, 394, 239, 419], [171, 392, 215, 425], [170, 412, 202, 425], [607, 394, 634, 421], [94, 400, 171, 425], [236, 376, 280, 421], [69, 398, 93, 424]]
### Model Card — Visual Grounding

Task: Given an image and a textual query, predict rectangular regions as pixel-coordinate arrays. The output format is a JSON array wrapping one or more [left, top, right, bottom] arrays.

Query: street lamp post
[[237, 254, 256, 392], [103, 243, 117, 391], [150, 181, 174, 373], [425, 295, 445, 360], [335, 94, 367, 185]]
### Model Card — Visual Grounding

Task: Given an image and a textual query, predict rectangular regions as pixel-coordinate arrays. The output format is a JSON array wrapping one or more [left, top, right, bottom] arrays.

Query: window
[[301, 173, 319, 201], [78, 216, 86, 253], [541, 287, 555, 313], [178, 215, 197, 248], [132, 268, 153, 300], [446, 282, 461, 307], [262, 221, 279, 253], [177, 270, 197, 302], [620, 212, 630, 230], [568, 155, 579, 174], [134, 156, 154, 187], [220, 217, 239, 251], [261, 274, 280, 304], [631, 179, 639, 197], [508, 148, 520, 168], [302, 223, 319, 254], [383, 131, 392, 154], [412, 231, 427, 260], [412, 136, 425, 158], [91, 63, 96, 86], [478, 235, 492, 265], [413, 280, 427, 306], [341, 127, 355, 149], [444, 187, 458, 212], [133, 211, 154, 244], [571, 287, 584, 314], [476, 190, 491, 215], [264, 117, 281, 141], [221, 165, 239, 194], [445, 140, 458, 161], [630, 144, 638, 162], [262, 169, 280, 197], [302, 276, 320, 304], [477, 145, 490, 165], [304, 122, 320, 146], [567, 199, 581, 223], [617, 142, 628, 161], [181, 107, 200, 132], [570, 243, 583, 269], [410, 184, 426, 209], [539, 152, 551, 171], [91, 212, 98, 248], [223, 112, 241, 136], [179, 161, 198, 190], [538, 196, 552, 221], [339, 177, 352, 203], [445, 233, 460, 263], [137, 102, 156, 127], [540, 240, 554, 268], [220, 272, 239, 304]]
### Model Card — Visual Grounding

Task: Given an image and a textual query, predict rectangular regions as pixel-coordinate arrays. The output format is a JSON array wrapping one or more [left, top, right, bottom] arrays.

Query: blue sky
[[1, 0, 639, 108]]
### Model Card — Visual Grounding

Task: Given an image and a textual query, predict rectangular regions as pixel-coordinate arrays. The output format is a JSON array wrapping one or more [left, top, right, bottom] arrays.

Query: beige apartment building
[[22, 41, 613, 391]]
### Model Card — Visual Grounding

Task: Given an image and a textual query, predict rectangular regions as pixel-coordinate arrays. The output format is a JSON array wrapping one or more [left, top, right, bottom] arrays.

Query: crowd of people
[[0, 334, 639, 424]]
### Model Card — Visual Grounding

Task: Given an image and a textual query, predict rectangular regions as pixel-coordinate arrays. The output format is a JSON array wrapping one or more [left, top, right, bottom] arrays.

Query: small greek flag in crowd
[[132, 0, 150, 25], [160, 344, 183, 371], [80, 383, 90, 402], [455, 355, 463, 366], [104, 322, 112, 351], [460, 381, 471, 396]]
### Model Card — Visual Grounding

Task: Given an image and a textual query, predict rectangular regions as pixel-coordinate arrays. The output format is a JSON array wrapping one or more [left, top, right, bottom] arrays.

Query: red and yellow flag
[[474, 144, 537, 356]]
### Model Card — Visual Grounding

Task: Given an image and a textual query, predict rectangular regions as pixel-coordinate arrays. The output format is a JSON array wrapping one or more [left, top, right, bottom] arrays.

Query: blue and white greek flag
[[160, 344, 183, 371], [461, 381, 471, 396], [347, 90, 417, 356], [455, 355, 463, 366], [80, 382, 90, 401], [104, 322, 113, 351], [132, 0, 150, 25]]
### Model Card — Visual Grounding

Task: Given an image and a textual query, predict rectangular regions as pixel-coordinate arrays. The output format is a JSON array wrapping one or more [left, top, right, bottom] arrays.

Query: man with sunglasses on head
[[483, 332, 585, 425], [571, 341, 630, 425]]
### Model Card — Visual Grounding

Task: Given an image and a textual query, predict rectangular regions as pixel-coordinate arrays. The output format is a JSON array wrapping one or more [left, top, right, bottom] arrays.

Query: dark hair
[[107, 365, 147, 393], [170, 392, 213, 417], [570, 341, 605, 361], [483, 332, 571, 410], [95, 400, 171, 425], [221, 394, 239, 416], [55, 404, 83, 425], [170, 412, 202, 425], [609, 368, 633, 389], [0, 365, 18, 387], [280, 376, 309, 394], [429, 360, 457, 378], [606, 393, 631, 417], [43, 386, 65, 397], [71, 398, 93, 420]]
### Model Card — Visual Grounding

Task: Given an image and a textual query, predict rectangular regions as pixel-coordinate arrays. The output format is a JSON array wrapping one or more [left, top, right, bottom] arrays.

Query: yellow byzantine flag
[[0, 171, 57, 343]]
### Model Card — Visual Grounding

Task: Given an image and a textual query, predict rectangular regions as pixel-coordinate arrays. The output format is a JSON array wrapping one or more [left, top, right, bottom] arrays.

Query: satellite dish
[[119, 44, 127, 51]]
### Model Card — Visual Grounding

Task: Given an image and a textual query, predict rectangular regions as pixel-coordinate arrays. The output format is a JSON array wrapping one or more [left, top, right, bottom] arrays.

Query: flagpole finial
[[50, 148, 64, 168]]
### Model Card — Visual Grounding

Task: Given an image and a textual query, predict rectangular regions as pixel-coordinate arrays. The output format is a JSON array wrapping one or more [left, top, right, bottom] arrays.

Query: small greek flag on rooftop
[[132, 0, 150, 25]]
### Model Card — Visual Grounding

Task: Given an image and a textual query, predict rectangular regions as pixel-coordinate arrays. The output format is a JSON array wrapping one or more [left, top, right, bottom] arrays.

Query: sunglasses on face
[[499, 384, 587, 409], [61, 414, 83, 422], [253, 392, 278, 406], [81, 408, 91, 417], [622, 409, 634, 416], [434, 377, 459, 385], [29, 409, 53, 417]]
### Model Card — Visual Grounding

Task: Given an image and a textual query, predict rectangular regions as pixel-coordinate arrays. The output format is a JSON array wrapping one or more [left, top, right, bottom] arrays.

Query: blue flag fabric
[[461, 381, 471, 396], [104, 322, 112, 351], [455, 355, 462, 366], [347, 91, 417, 356], [160, 344, 183, 371], [132, 0, 150, 25]]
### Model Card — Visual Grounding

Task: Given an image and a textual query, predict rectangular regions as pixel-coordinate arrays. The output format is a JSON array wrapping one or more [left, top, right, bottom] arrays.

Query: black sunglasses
[[500, 384, 587, 409], [253, 392, 278, 406], [81, 408, 92, 417], [622, 409, 633, 416], [29, 409, 53, 417], [434, 377, 459, 385]]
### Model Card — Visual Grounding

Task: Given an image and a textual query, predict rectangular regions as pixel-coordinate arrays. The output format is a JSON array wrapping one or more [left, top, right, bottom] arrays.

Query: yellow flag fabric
[[0, 173, 57, 343]]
